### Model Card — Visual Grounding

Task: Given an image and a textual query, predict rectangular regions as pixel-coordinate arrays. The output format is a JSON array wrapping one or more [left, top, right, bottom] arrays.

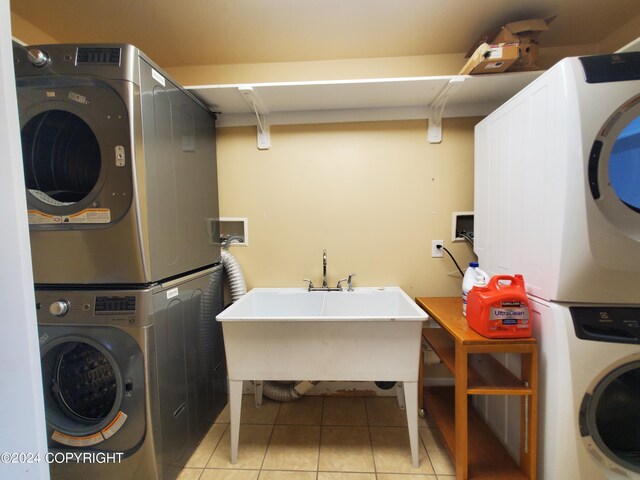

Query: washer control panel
[[94, 296, 136, 315], [35, 290, 142, 326], [570, 306, 640, 344]]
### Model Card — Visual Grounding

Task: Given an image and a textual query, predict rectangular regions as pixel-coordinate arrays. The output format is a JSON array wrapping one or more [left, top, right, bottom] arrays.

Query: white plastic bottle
[[462, 262, 489, 316]]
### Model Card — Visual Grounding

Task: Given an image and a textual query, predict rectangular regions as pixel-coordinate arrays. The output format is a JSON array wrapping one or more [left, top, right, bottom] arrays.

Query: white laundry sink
[[218, 286, 427, 320], [216, 286, 427, 468]]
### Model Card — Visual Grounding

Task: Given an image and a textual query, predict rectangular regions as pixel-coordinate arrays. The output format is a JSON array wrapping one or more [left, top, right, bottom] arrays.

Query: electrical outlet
[[431, 240, 444, 258]]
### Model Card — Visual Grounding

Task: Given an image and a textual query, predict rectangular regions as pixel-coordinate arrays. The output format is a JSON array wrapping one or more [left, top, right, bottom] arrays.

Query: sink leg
[[254, 380, 263, 408], [403, 380, 420, 468], [396, 382, 406, 410], [229, 379, 243, 464]]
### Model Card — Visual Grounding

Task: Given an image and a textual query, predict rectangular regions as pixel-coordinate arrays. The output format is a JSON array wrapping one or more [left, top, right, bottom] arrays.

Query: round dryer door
[[589, 94, 640, 241], [18, 77, 133, 228], [579, 361, 640, 475]]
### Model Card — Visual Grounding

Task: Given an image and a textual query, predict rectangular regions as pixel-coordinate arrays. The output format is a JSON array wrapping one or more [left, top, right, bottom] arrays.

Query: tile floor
[[171, 394, 455, 480]]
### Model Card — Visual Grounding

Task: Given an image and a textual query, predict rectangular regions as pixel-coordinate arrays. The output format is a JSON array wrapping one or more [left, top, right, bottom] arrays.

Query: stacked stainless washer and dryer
[[475, 53, 640, 479], [14, 44, 226, 479]]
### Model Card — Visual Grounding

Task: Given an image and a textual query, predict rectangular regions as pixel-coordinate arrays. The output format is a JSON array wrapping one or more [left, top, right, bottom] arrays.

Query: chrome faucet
[[302, 249, 356, 292], [322, 249, 328, 287]]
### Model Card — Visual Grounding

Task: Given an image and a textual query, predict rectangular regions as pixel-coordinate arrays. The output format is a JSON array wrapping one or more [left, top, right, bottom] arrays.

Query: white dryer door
[[589, 94, 640, 242]]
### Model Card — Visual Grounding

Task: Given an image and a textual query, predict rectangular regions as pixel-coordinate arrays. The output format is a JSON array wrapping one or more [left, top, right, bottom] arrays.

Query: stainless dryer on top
[[14, 44, 221, 285]]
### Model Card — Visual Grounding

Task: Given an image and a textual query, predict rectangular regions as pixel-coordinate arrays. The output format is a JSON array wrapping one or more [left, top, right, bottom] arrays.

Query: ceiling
[[10, 0, 640, 68]]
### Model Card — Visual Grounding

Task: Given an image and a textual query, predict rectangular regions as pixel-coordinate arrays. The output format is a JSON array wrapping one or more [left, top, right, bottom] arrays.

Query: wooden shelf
[[423, 328, 533, 395], [416, 297, 538, 480], [468, 354, 532, 395], [424, 387, 528, 480], [422, 328, 455, 371]]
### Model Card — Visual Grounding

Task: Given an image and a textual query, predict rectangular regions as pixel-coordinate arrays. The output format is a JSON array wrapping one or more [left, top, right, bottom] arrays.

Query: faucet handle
[[336, 278, 348, 290], [302, 279, 314, 291], [347, 273, 356, 292]]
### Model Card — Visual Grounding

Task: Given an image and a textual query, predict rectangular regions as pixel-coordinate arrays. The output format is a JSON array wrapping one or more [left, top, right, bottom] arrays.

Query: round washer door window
[[589, 94, 640, 241], [22, 110, 101, 207], [580, 361, 640, 474], [40, 338, 124, 444]]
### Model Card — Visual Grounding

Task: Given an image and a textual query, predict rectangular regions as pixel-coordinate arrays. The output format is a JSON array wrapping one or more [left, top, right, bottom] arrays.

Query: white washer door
[[579, 361, 640, 476], [589, 94, 640, 242]]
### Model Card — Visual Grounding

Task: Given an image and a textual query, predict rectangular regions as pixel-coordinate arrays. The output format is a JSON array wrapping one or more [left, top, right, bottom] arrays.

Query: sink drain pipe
[[221, 236, 316, 402]]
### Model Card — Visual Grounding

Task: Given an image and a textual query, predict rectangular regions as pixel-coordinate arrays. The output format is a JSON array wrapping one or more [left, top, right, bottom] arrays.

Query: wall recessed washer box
[[220, 217, 248, 246], [452, 211, 474, 243]]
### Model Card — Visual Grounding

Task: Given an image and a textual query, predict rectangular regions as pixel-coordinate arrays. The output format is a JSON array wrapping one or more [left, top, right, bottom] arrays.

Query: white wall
[[0, 4, 49, 480]]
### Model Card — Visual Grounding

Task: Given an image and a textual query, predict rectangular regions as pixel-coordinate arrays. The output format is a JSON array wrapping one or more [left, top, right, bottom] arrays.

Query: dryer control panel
[[579, 52, 640, 83]]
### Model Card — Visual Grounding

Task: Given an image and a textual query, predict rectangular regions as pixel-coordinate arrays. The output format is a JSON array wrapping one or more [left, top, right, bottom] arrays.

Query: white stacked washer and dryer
[[475, 52, 640, 479], [14, 43, 226, 480]]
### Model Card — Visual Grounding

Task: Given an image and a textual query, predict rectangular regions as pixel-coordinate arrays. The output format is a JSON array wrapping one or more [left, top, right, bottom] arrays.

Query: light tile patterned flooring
[[172, 394, 455, 480]]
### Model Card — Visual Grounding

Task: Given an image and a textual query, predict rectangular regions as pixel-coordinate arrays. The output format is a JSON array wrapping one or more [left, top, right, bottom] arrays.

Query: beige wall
[[168, 54, 464, 85], [10, 12, 58, 44], [218, 118, 479, 298], [597, 12, 640, 53]]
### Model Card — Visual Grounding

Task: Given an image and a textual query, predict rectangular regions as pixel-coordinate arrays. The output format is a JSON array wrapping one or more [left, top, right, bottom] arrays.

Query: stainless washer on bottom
[[37, 265, 226, 480]]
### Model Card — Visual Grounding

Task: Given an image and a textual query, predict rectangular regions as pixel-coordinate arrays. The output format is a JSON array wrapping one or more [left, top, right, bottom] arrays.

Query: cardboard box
[[463, 17, 555, 73], [458, 42, 519, 75]]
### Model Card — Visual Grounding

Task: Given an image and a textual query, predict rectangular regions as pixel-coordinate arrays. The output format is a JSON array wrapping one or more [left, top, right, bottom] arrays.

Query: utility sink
[[217, 286, 427, 468]]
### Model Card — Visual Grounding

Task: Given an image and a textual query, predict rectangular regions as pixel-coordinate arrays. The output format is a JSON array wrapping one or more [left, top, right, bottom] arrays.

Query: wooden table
[[415, 297, 538, 480]]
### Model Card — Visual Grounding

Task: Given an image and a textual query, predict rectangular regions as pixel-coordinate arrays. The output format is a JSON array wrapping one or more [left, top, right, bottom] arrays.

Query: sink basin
[[216, 286, 427, 321]]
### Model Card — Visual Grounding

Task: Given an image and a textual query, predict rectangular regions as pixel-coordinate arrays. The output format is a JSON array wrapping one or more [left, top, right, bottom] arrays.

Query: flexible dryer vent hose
[[262, 380, 317, 403], [221, 249, 247, 303], [221, 237, 316, 402]]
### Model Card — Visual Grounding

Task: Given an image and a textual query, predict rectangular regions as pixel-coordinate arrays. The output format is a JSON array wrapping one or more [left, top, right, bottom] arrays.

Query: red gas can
[[466, 274, 532, 338]]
